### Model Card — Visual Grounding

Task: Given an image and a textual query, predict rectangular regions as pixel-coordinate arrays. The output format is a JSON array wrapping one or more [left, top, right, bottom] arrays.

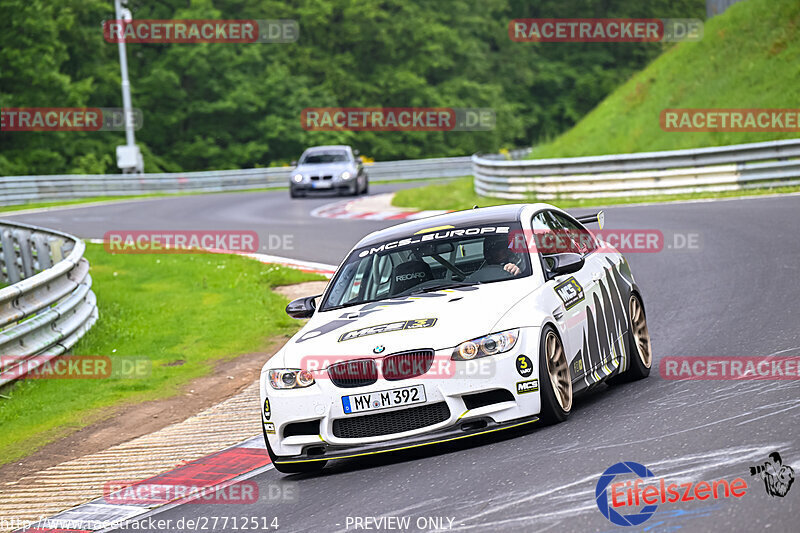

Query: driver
[[482, 235, 522, 276]]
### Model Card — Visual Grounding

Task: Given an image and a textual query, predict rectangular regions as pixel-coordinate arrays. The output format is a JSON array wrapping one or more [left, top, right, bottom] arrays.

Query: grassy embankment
[[0, 245, 323, 465], [393, 0, 800, 211]]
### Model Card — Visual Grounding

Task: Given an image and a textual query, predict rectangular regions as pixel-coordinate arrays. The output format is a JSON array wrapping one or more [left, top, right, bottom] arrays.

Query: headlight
[[340, 171, 352, 180], [292, 174, 303, 183], [451, 329, 519, 361], [268, 369, 315, 389]]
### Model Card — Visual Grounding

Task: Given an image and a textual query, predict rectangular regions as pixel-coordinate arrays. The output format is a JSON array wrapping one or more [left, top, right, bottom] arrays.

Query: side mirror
[[546, 253, 584, 277], [286, 294, 320, 319], [291, 160, 298, 166], [357, 156, 364, 163]]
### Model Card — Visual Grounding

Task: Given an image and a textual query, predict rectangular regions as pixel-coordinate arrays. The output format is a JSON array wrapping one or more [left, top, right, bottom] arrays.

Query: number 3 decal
[[516, 355, 534, 377]]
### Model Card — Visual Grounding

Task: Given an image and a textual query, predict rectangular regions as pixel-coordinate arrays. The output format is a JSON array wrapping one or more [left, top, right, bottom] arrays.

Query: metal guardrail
[[366, 156, 472, 180], [0, 221, 98, 386], [0, 157, 474, 207], [473, 139, 800, 200], [707, 0, 747, 18]]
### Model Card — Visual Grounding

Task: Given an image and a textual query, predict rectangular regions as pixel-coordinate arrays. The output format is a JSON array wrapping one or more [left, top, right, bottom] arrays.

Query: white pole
[[114, 0, 135, 147]]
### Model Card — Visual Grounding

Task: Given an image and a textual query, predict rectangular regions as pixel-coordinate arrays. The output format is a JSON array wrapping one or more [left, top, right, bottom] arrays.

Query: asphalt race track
[[6, 183, 428, 266], [5, 188, 799, 532]]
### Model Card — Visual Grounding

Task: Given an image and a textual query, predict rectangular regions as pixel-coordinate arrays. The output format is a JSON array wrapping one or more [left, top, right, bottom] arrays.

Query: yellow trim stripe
[[276, 418, 539, 464], [413, 225, 455, 235]]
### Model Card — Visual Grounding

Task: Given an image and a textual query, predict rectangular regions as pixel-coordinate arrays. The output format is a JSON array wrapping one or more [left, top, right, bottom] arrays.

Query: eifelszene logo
[[595, 461, 748, 527]]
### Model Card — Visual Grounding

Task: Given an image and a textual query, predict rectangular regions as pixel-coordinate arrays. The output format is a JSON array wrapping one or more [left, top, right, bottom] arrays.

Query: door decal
[[554, 277, 585, 310]]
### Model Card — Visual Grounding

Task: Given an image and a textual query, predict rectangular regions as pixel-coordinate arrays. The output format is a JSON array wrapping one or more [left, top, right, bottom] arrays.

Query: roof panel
[[355, 204, 529, 248]]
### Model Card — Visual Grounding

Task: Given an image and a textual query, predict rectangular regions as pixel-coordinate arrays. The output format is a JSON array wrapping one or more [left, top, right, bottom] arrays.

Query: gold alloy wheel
[[545, 330, 572, 412], [629, 295, 653, 369]]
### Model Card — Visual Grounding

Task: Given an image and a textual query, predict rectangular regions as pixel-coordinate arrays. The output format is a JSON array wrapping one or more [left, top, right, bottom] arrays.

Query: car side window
[[532, 212, 550, 232], [546, 211, 597, 256], [530, 210, 596, 276], [531, 212, 558, 273]]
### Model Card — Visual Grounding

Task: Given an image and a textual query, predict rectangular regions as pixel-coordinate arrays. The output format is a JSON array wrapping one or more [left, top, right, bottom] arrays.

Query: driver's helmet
[[483, 235, 512, 265]]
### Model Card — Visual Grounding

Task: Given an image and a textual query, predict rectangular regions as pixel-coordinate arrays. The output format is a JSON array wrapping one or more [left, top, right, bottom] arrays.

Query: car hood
[[295, 162, 354, 175], [275, 279, 533, 368]]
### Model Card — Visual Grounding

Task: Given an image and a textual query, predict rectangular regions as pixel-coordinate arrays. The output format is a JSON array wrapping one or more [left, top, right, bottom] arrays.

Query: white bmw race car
[[260, 204, 652, 473]]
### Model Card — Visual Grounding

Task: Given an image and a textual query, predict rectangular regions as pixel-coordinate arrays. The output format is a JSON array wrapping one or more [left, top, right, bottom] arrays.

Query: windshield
[[300, 151, 349, 164], [320, 222, 531, 311]]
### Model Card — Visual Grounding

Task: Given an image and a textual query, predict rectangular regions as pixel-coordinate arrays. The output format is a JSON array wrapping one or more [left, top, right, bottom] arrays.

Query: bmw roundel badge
[[373, 345, 386, 354]]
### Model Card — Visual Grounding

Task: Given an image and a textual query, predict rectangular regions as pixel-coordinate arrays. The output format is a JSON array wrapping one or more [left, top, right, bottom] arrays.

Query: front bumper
[[268, 414, 539, 464], [291, 178, 354, 193], [260, 328, 543, 460]]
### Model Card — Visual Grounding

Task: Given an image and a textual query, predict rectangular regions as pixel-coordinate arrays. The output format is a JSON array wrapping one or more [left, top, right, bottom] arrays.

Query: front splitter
[[274, 415, 540, 464]]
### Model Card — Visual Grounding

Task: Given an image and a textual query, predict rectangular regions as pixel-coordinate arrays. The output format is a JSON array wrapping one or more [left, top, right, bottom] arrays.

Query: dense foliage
[[0, 0, 704, 174]]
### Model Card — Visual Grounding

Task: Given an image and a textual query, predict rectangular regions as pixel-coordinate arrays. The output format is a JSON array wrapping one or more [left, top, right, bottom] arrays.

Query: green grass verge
[[0, 244, 323, 466], [529, 0, 800, 158], [391, 176, 800, 211]]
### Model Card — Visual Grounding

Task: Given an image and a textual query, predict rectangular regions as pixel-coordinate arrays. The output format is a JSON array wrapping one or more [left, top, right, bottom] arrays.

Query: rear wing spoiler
[[575, 211, 604, 230]]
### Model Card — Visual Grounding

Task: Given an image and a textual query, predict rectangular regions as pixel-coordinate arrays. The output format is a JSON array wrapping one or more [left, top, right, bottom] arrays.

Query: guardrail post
[[1, 229, 22, 285], [31, 234, 53, 270], [14, 229, 36, 278]]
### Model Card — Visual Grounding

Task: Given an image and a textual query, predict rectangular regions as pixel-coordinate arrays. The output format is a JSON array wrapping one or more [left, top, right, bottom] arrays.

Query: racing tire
[[608, 292, 652, 384], [362, 178, 369, 195], [289, 187, 304, 199], [262, 423, 327, 474], [537, 325, 572, 425]]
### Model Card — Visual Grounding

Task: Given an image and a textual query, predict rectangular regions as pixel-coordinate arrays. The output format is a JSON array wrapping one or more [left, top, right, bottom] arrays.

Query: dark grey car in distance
[[290, 145, 369, 198]]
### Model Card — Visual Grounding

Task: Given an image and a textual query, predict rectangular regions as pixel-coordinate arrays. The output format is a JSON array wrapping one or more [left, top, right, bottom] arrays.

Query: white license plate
[[342, 385, 426, 414], [311, 181, 331, 188]]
